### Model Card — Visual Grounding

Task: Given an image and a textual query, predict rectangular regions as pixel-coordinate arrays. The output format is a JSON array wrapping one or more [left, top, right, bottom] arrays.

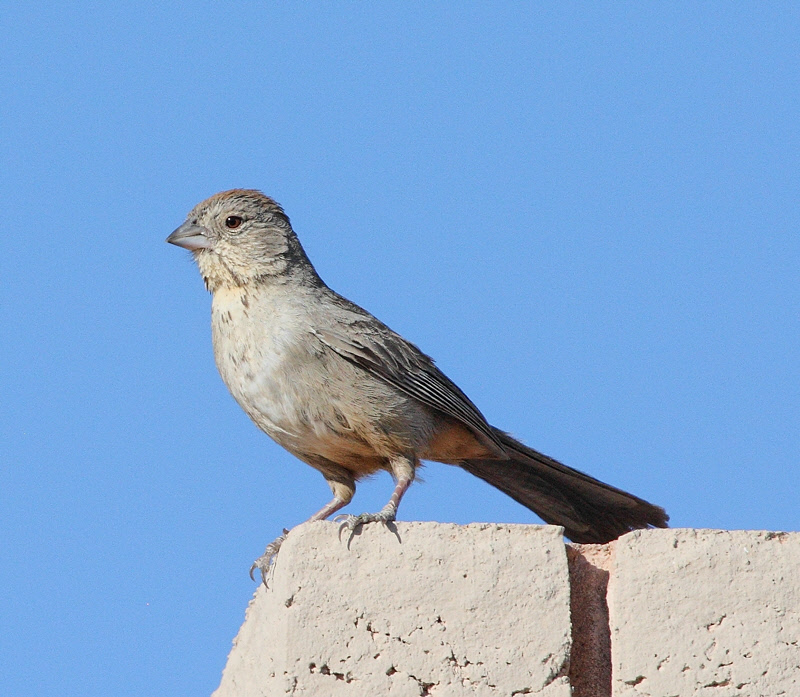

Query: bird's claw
[[335, 508, 396, 537], [249, 529, 289, 586]]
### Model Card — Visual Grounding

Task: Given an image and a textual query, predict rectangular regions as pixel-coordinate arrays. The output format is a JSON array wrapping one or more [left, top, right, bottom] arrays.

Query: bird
[[167, 189, 668, 583]]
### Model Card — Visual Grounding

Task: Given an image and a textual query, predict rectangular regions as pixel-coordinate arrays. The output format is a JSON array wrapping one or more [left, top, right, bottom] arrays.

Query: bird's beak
[[166, 221, 213, 250]]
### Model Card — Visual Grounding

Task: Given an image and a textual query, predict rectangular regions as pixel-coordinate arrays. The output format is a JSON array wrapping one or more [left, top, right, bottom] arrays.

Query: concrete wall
[[212, 522, 800, 697]]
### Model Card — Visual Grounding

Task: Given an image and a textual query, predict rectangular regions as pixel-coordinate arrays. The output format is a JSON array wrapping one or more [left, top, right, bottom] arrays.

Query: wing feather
[[312, 313, 501, 451]]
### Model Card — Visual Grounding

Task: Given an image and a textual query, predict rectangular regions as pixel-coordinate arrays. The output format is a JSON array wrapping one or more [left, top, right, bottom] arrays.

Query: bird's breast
[[208, 285, 441, 468], [210, 286, 316, 446]]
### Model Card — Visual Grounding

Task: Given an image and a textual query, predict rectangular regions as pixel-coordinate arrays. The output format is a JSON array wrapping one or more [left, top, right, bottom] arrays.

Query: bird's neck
[[198, 251, 325, 294]]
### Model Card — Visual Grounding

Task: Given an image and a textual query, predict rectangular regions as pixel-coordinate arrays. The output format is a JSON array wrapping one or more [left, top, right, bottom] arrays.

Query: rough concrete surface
[[609, 528, 800, 696], [212, 521, 572, 697]]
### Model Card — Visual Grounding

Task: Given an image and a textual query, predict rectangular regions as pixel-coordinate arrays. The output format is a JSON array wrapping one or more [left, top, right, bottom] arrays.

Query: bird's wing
[[312, 304, 503, 451]]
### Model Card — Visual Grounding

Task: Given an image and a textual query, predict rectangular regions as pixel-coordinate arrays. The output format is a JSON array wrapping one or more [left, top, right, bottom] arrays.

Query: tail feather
[[459, 428, 668, 543]]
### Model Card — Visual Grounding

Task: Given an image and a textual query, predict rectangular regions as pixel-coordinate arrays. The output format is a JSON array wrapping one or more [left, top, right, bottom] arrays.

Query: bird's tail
[[459, 427, 668, 543]]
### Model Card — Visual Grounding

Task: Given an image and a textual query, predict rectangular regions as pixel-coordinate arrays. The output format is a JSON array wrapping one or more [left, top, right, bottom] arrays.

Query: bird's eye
[[225, 216, 244, 230]]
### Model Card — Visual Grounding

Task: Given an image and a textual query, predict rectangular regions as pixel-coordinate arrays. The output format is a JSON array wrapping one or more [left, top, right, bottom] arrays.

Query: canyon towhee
[[168, 189, 668, 583]]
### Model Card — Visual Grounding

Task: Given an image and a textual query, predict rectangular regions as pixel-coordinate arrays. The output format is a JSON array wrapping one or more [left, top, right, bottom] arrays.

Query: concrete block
[[213, 521, 572, 697], [609, 528, 800, 696]]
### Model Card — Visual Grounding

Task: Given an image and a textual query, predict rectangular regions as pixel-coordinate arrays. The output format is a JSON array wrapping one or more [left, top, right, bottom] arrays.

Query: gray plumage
[[167, 189, 668, 582]]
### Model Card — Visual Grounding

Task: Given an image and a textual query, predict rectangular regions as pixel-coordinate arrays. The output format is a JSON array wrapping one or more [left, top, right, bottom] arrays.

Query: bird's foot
[[335, 505, 396, 535], [249, 528, 289, 587]]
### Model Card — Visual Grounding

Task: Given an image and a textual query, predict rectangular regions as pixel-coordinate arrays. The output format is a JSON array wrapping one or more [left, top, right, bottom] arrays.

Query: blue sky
[[2, 3, 798, 695]]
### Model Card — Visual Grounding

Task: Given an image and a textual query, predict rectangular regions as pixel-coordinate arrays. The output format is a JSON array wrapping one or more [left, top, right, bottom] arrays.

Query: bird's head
[[167, 189, 318, 292]]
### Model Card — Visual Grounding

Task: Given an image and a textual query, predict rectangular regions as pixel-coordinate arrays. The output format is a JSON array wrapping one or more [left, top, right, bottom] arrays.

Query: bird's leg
[[250, 492, 351, 585], [336, 456, 416, 532]]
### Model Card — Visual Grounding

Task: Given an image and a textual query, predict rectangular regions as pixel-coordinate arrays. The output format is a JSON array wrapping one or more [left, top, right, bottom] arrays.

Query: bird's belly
[[214, 335, 307, 445], [210, 289, 383, 465], [225, 360, 383, 468], [209, 286, 437, 473]]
